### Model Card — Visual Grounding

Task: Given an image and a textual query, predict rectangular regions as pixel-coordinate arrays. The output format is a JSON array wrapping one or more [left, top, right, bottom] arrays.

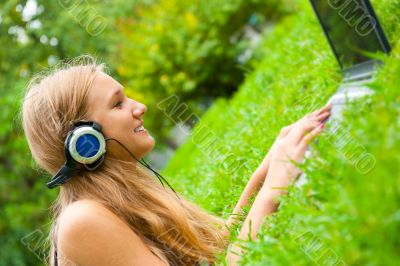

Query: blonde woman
[[21, 56, 331, 266]]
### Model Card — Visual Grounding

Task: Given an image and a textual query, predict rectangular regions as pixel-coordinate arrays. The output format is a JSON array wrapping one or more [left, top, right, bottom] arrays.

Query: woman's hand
[[262, 103, 332, 195], [277, 102, 332, 138], [255, 103, 332, 179]]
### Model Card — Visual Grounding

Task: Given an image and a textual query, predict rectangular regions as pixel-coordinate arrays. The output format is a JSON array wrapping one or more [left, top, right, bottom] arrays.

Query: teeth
[[134, 125, 145, 133]]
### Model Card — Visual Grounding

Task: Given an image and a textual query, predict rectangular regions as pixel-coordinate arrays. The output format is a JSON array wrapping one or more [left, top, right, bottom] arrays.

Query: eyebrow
[[108, 87, 123, 105]]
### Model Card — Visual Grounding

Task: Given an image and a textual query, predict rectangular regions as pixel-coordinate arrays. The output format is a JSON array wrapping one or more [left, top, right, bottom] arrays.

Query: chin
[[142, 136, 156, 156]]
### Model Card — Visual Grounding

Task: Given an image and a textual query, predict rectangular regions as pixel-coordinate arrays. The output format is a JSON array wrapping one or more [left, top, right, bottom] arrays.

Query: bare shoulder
[[58, 199, 120, 228], [57, 199, 167, 266]]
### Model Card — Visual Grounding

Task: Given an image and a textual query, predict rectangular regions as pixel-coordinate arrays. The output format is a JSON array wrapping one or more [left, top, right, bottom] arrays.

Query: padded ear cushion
[[67, 125, 106, 164]]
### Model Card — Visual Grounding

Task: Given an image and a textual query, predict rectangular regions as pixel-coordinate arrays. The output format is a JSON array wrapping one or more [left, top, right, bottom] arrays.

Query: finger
[[279, 124, 295, 138], [287, 120, 320, 144], [309, 102, 333, 118], [317, 102, 333, 114], [315, 111, 331, 122], [296, 103, 331, 128], [305, 111, 330, 123], [298, 123, 325, 152]]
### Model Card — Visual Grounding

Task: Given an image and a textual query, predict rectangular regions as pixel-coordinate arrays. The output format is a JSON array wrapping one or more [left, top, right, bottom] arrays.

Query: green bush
[[163, 0, 400, 264], [116, 0, 297, 140]]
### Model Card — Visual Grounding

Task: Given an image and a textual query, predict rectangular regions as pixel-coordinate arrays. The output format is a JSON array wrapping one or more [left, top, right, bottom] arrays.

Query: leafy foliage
[[163, 0, 400, 264], [0, 0, 294, 265], [115, 0, 297, 140]]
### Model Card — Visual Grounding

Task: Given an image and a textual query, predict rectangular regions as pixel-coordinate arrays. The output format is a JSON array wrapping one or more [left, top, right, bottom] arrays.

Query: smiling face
[[86, 72, 155, 160]]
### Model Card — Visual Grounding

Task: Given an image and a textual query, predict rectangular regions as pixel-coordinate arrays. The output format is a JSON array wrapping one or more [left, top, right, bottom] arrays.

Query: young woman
[[21, 56, 331, 266]]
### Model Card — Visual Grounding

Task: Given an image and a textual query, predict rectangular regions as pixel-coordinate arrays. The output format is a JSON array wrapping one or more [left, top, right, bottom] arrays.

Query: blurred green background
[[1, 0, 399, 265]]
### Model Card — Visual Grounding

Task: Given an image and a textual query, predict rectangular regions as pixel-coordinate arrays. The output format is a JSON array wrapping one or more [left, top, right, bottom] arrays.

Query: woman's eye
[[114, 101, 123, 108]]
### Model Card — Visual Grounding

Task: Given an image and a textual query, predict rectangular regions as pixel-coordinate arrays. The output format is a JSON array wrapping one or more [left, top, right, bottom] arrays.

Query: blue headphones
[[46, 121, 106, 188], [46, 120, 179, 199]]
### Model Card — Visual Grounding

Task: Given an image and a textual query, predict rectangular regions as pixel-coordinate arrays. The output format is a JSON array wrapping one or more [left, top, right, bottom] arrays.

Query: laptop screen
[[310, 0, 390, 70]]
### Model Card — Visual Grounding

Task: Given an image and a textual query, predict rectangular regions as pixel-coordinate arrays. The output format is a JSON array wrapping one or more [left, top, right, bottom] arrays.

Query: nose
[[132, 102, 147, 118]]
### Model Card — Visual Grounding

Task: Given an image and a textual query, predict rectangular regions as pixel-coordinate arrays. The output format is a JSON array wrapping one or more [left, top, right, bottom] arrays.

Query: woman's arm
[[226, 185, 280, 264], [226, 104, 331, 264], [223, 104, 332, 236], [223, 150, 272, 233]]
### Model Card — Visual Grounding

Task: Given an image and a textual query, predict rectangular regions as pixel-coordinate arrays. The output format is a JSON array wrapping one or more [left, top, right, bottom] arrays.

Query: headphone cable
[[105, 137, 180, 200]]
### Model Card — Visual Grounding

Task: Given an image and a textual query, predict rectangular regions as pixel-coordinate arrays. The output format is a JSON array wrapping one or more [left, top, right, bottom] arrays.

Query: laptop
[[310, 0, 391, 121], [296, 0, 391, 187]]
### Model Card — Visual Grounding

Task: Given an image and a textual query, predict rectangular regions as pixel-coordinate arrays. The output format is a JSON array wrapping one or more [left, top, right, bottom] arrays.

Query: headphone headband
[[70, 120, 102, 132]]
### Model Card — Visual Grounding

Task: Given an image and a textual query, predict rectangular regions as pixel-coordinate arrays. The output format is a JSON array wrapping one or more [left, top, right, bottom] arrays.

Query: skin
[[86, 71, 155, 160], [57, 72, 332, 265], [57, 200, 168, 266], [58, 72, 167, 266]]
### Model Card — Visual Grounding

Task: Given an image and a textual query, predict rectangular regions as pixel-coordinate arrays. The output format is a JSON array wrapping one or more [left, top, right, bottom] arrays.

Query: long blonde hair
[[20, 56, 228, 265]]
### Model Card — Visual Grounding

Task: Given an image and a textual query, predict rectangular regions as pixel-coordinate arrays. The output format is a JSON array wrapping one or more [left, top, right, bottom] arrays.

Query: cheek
[[107, 113, 132, 133], [100, 114, 130, 138]]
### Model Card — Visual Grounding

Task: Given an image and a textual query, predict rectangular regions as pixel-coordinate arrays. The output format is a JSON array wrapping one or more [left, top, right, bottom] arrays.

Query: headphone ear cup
[[67, 125, 106, 165], [83, 153, 106, 171], [64, 131, 74, 158], [47, 121, 106, 189]]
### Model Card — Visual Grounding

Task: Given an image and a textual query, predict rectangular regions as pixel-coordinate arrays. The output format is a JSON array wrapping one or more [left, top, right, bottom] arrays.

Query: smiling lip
[[134, 121, 142, 129], [133, 122, 146, 133]]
